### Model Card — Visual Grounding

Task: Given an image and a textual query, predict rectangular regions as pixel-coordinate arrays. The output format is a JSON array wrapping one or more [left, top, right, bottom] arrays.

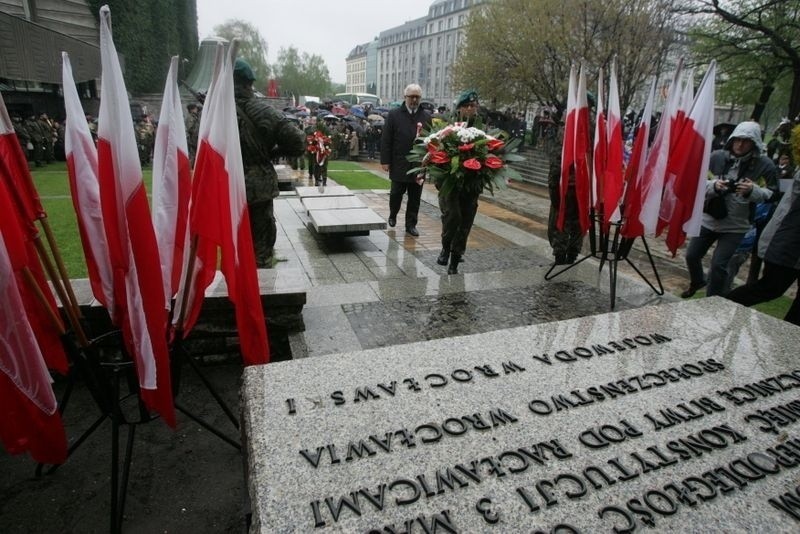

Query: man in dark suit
[[380, 83, 431, 237]]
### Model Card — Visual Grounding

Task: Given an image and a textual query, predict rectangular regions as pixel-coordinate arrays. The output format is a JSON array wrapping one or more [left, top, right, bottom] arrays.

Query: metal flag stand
[[545, 207, 664, 310], [37, 322, 243, 534]]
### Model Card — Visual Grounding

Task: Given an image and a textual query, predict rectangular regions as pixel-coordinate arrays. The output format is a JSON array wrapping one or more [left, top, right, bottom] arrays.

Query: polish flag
[[0, 221, 67, 464], [556, 65, 577, 231], [173, 44, 269, 365], [620, 80, 656, 239], [0, 92, 67, 374], [96, 6, 174, 426], [573, 66, 591, 233], [62, 52, 114, 313], [152, 56, 191, 309], [604, 61, 624, 224], [660, 62, 716, 255], [640, 61, 684, 236], [592, 68, 607, 215]]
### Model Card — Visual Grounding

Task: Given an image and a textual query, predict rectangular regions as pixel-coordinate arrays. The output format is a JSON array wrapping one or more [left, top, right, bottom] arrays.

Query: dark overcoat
[[380, 105, 431, 183]]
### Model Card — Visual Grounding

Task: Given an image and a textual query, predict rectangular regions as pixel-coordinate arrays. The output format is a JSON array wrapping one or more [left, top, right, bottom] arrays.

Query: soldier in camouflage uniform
[[547, 123, 584, 264], [11, 114, 30, 158], [38, 113, 55, 164], [436, 89, 482, 274], [233, 58, 305, 267], [184, 103, 201, 165], [24, 114, 44, 167]]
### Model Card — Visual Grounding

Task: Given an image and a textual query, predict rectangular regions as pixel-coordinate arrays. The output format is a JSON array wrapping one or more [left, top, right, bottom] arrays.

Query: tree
[[87, 0, 198, 93], [213, 19, 271, 87], [679, 0, 800, 122], [273, 46, 332, 97], [454, 0, 677, 116]]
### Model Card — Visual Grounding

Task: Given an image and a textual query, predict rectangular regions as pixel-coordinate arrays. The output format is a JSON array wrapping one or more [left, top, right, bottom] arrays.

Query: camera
[[721, 177, 740, 194]]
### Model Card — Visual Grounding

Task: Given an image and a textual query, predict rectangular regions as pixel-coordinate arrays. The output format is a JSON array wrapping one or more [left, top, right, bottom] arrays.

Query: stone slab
[[308, 208, 387, 234], [302, 195, 367, 212], [295, 185, 353, 198], [242, 298, 800, 532]]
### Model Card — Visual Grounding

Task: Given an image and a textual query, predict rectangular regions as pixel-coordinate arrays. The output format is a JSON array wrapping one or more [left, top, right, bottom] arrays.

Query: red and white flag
[[639, 61, 684, 236], [659, 62, 716, 255], [96, 6, 174, 426], [173, 44, 269, 365], [557, 65, 577, 231], [0, 222, 67, 464], [152, 56, 191, 309], [620, 80, 656, 239], [604, 61, 624, 224], [573, 65, 591, 233], [592, 67, 606, 215], [62, 52, 115, 313], [0, 92, 68, 374]]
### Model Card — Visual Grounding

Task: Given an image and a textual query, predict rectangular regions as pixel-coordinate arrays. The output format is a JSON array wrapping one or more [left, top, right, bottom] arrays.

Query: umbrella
[[350, 105, 366, 119], [374, 106, 389, 114], [371, 120, 384, 127], [346, 120, 365, 135], [331, 106, 348, 116], [367, 114, 383, 121], [295, 110, 309, 117], [323, 113, 340, 121]]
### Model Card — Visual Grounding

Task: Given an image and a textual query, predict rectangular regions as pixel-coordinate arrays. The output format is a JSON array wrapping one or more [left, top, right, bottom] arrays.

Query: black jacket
[[380, 105, 431, 183]]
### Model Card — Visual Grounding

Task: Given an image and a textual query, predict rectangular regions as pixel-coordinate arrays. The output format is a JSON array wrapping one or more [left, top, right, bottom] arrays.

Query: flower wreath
[[306, 130, 333, 165], [407, 121, 524, 197]]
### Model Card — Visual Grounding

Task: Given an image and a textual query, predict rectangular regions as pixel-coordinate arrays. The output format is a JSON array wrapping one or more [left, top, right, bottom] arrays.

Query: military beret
[[233, 58, 256, 82], [455, 89, 479, 109]]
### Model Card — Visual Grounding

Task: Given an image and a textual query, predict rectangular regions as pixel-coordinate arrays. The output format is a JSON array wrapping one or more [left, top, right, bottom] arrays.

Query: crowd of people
[[546, 104, 799, 326], [9, 112, 64, 167]]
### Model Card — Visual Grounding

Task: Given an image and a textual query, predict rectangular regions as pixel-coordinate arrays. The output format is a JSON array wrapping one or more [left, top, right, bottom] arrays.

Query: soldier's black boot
[[447, 254, 461, 274], [437, 248, 450, 266]]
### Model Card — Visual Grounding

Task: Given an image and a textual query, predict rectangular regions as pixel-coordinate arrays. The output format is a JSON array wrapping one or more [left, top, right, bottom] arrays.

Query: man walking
[[380, 83, 431, 237]]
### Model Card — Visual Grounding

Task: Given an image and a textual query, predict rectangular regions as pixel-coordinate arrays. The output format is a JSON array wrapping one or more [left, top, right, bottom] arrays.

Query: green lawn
[[684, 289, 792, 321], [31, 162, 153, 278], [327, 161, 390, 190]]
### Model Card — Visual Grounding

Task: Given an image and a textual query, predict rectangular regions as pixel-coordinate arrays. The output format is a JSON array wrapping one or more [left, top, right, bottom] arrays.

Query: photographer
[[681, 121, 777, 298]]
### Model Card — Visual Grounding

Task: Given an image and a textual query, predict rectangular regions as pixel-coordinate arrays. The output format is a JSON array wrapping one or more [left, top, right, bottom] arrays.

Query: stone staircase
[[509, 145, 550, 187]]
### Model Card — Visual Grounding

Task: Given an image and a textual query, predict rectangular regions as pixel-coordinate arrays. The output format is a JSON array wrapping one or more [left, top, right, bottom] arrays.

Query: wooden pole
[[173, 234, 199, 335], [21, 266, 66, 335], [33, 237, 89, 347], [39, 217, 83, 320]]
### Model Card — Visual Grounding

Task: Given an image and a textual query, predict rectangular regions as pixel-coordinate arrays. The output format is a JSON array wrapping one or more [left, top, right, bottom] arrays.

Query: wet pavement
[[279, 162, 677, 360]]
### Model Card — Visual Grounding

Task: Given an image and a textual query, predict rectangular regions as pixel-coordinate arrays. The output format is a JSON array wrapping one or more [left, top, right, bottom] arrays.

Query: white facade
[[373, 0, 484, 107], [345, 43, 368, 94], [346, 40, 379, 95]]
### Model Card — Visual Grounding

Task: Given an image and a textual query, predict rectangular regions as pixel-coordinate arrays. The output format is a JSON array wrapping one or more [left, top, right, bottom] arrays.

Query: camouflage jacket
[[235, 86, 305, 202]]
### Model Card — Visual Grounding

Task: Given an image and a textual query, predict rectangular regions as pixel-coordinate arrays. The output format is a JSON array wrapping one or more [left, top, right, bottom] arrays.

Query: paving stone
[[342, 281, 625, 349]]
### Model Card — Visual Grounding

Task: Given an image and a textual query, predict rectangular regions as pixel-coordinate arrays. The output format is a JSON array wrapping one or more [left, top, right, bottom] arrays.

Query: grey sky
[[196, 0, 437, 85]]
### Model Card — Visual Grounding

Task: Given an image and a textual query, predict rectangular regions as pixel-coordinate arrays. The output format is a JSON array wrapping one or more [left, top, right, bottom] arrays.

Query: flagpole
[[33, 237, 89, 347], [39, 217, 83, 319], [21, 266, 66, 334], [173, 234, 199, 334]]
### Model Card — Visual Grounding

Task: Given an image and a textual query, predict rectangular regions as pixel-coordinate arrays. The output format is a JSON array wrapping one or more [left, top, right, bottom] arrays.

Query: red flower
[[458, 142, 475, 152], [463, 158, 482, 170], [484, 156, 504, 169], [430, 151, 451, 164], [426, 141, 439, 153], [487, 139, 505, 152]]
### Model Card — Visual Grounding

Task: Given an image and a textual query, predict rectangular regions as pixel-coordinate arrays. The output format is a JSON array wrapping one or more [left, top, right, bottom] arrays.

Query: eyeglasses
[[404, 94, 421, 99]]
